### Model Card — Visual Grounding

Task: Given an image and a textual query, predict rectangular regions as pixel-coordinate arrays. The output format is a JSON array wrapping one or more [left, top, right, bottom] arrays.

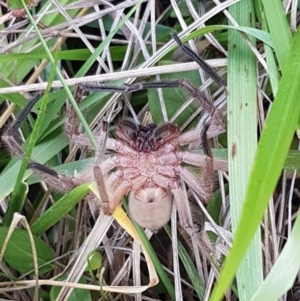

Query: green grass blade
[[254, 0, 280, 95], [0, 227, 54, 274], [2, 0, 78, 84], [30, 183, 90, 236], [189, 25, 273, 47], [261, 0, 292, 68], [226, 1, 263, 300], [0, 132, 68, 200], [3, 60, 56, 225], [210, 26, 300, 301]]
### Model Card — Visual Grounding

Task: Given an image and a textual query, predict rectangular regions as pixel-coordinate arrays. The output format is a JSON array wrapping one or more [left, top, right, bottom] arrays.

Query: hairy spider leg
[[27, 162, 75, 192], [172, 182, 193, 231], [177, 123, 215, 203], [93, 120, 115, 214], [83, 79, 225, 138], [171, 32, 226, 87], [199, 123, 214, 202], [2, 92, 42, 158], [65, 85, 84, 141], [2, 92, 76, 192]]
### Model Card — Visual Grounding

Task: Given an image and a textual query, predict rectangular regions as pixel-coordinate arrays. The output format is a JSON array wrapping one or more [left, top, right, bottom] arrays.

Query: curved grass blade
[[260, 0, 292, 69]]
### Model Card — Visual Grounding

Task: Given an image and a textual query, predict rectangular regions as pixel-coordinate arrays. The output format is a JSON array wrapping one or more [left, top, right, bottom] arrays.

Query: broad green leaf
[[0, 227, 54, 274], [8, 0, 34, 10], [50, 276, 92, 301]]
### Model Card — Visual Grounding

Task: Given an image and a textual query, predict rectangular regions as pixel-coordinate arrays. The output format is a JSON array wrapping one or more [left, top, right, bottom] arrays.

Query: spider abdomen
[[128, 187, 173, 230]]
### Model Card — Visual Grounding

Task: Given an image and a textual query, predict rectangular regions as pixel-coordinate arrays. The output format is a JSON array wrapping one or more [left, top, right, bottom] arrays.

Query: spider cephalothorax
[[114, 119, 197, 195], [116, 119, 180, 153]]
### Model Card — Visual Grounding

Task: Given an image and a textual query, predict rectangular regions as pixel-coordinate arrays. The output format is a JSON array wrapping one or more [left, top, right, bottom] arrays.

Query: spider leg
[[179, 128, 205, 144], [82, 34, 226, 137], [64, 86, 125, 152], [91, 121, 131, 215], [94, 167, 131, 215], [65, 85, 83, 140], [172, 182, 194, 231], [69, 133, 93, 148], [102, 179, 131, 215], [82, 79, 225, 138], [2, 93, 42, 158], [178, 124, 214, 204], [28, 162, 75, 192], [2, 92, 77, 192], [199, 123, 214, 201], [64, 85, 97, 150], [93, 120, 111, 212], [179, 108, 225, 142], [178, 165, 210, 202], [171, 32, 226, 87], [180, 151, 227, 172], [100, 169, 149, 215]]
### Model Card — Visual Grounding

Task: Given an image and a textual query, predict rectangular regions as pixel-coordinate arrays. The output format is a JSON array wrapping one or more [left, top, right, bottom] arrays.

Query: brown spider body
[[103, 119, 182, 229], [96, 118, 223, 230]]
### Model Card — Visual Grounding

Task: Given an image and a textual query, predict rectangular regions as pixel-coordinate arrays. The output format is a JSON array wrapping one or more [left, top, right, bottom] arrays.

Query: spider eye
[[132, 123, 158, 152]]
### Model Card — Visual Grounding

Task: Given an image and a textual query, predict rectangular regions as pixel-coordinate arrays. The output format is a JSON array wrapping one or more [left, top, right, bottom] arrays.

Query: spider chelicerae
[[2, 33, 227, 231]]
